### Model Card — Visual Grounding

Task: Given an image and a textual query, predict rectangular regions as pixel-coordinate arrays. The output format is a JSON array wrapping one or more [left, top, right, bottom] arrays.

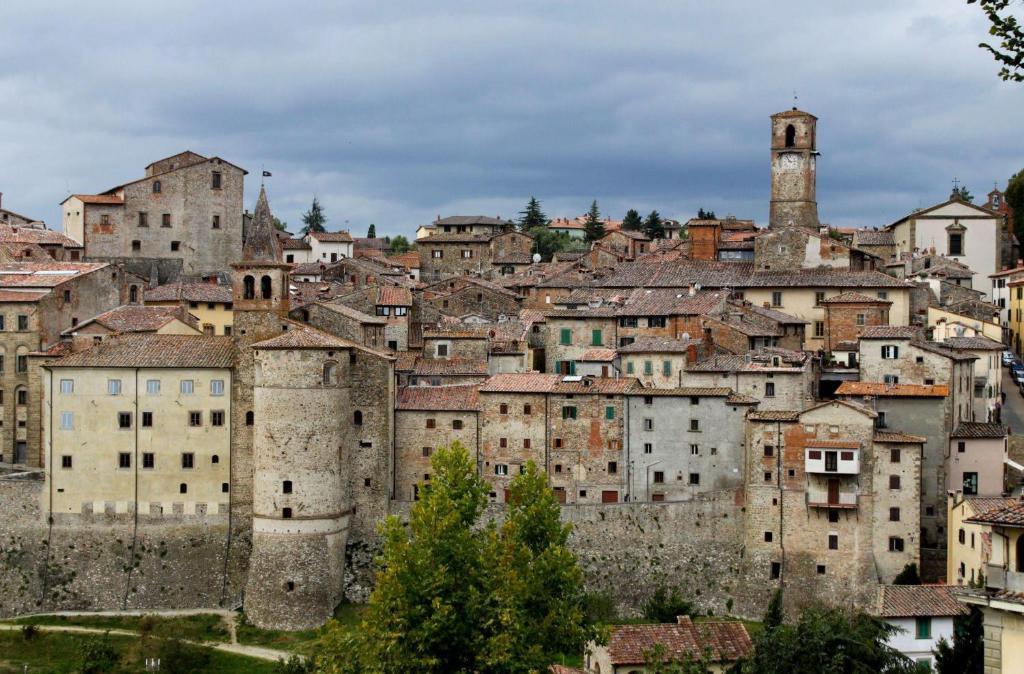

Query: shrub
[[78, 635, 119, 674], [156, 638, 211, 674], [643, 586, 694, 623], [584, 591, 619, 625], [275, 654, 314, 673]]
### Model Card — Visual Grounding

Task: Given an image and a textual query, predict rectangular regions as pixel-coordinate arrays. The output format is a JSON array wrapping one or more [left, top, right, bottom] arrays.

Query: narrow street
[[1001, 367, 1024, 435]]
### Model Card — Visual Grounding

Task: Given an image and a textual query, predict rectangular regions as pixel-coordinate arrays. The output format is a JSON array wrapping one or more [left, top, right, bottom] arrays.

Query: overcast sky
[[1, 1, 1022, 238]]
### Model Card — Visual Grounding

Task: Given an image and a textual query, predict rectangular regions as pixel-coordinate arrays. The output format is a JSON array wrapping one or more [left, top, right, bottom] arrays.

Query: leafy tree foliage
[[301, 197, 327, 235], [518, 197, 550, 231], [644, 210, 665, 239], [527, 226, 582, 262], [642, 585, 694, 623], [696, 208, 716, 220], [893, 562, 922, 585], [367, 223, 377, 238], [737, 605, 921, 674], [583, 200, 606, 242], [77, 635, 119, 674], [1007, 169, 1024, 245], [763, 588, 784, 631], [953, 185, 975, 202], [934, 605, 984, 674], [968, 0, 1024, 82], [272, 216, 288, 232], [389, 235, 412, 254], [316, 443, 597, 673], [622, 209, 643, 231], [643, 643, 711, 674]]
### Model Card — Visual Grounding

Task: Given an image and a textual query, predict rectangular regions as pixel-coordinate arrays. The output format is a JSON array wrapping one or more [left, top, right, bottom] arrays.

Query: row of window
[[62, 451, 222, 472], [58, 378, 224, 396], [131, 240, 184, 253], [86, 410, 228, 430], [150, 171, 222, 194], [0, 354, 30, 373], [0, 315, 31, 332], [617, 317, 667, 328]]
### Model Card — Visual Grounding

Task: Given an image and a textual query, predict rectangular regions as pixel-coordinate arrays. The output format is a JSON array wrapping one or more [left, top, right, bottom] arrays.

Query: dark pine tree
[[622, 209, 643, 231], [518, 196, 549, 231], [643, 210, 665, 239], [300, 197, 327, 235], [583, 200, 605, 242]]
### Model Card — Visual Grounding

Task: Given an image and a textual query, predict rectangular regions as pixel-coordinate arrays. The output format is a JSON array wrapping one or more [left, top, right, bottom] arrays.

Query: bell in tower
[[769, 108, 820, 230]]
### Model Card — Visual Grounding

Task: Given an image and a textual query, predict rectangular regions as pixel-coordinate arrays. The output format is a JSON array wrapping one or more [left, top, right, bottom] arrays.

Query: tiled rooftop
[[252, 323, 356, 350], [0, 262, 108, 288], [145, 281, 234, 304], [605, 617, 752, 665], [396, 384, 479, 411], [858, 325, 921, 339], [874, 585, 968, 618], [49, 334, 236, 368], [412, 358, 489, 376], [950, 422, 1008, 439], [835, 382, 950, 398], [68, 305, 195, 334]]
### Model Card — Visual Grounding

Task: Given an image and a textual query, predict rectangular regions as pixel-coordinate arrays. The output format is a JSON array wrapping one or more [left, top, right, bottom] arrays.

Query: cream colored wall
[[146, 300, 233, 335], [155, 319, 203, 336], [1001, 611, 1024, 673], [742, 286, 909, 350], [947, 498, 994, 586], [621, 353, 687, 387], [927, 307, 1002, 342], [44, 366, 231, 516], [61, 197, 85, 243]]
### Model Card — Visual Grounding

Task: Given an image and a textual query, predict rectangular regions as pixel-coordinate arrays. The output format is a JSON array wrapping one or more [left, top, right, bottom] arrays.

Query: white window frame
[[146, 379, 161, 395], [210, 379, 225, 396], [180, 380, 194, 395], [107, 379, 122, 395], [59, 379, 74, 394], [60, 411, 73, 430]]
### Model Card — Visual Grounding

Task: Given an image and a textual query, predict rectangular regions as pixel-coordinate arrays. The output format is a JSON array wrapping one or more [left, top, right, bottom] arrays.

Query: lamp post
[[645, 460, 663, 502]]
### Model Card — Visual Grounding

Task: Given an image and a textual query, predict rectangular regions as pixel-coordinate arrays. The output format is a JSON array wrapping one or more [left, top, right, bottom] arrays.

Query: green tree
[[967, 0, 1024, 82], [518, 197, 549, 231], [528, 226, 579, 262], [644, 210, 665, 239], [738, 606, 920, 674], [953, 185, 975, 202], [77, 635, 119, 674], [367, 223, 377, 238], [642, 585, 694, 623], [1006, 170, 1024, 245], [696, 208, 716, 220], [301, 197, 327, 235], [643, 643, 711, 674], [934, 605, 984, 674], [390, 235, 412, 254], [583, 200, 605, 242], [622, 209, 643, 231], [893, 562, 922, 585], [316, 443, 597, 673], [763, 588, 784, 631], [272, 216, 288, 232]]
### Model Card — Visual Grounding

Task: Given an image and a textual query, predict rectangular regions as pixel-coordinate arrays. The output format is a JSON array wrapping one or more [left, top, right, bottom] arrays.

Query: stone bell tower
[[769, 108, 820, 230]]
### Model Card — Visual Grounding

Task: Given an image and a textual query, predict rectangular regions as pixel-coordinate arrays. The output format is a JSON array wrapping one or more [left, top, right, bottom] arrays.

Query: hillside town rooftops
[[965, 501, 1024, 527], [412, 358, 489, 376], [942, 336, 1005, 351], [478, 373, 562, 393], [873, 431, 928, 444], [579, 348, 617, 361], [252, 323, 356, 350], [63, 305, 196, 335], [0, 262, 108, 288], [857, 325, 921, 339], [820, 291, 893, 305], [617, 336, 703, 353], [307, 230, 354, 243]]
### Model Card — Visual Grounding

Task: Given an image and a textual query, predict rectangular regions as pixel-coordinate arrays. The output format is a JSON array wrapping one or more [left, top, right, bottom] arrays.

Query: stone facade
[[394, 391, 479, 502], [544, 312, 618, 374], [63, 152, 246, 280], [821, 293, 892, 352], [768, 109, 819, 230]]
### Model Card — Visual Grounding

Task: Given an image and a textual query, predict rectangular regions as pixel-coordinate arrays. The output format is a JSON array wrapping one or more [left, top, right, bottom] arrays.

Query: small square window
[[764, 531, 773, 542], [816, 564, 826, 575], [189, 411, 202, 427], [142, 411, 153, 428], [828, 534, 838, 550], [61, 455, 72, 469], [180, 380, 194, 395], [182, 453, 194, 469], [118, 452, 131, 468], [171, 241, 181, 252], [828, 510, 839, 523], [211, 411, 225, 426], [143, 453, 154, 469], [118, 412, 132, 429]]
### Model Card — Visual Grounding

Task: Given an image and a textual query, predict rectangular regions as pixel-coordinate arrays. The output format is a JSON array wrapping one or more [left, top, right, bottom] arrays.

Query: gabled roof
[[874, 585, 969, 618], [377, 286, 412, 306], [61, 194, 125, 206], [942, 336, 1005, 351], [64, 305, 197, 335], [436, 215, 513, 226], [858, 325, 920, 340], [874, 431, 927, 444], [47, 334, 235, 368], [820, 291, 892, 305], [618, 336, 701, 353], [145, 281, 233, 304], [964, 501, 1024, 527], [579, 347, 617, 361], [412, 358, 489, 376], [0, 262, 109, 288], [312, 300, 386, 325], [478, 373, 562, 393], [886, 196, 1002, 229], [604, 617, 752, 665], [307, 230, 354, 243]]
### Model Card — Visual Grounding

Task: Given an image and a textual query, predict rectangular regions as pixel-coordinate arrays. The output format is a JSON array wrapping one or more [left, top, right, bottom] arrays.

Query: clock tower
[[769, 108, 819, 230]]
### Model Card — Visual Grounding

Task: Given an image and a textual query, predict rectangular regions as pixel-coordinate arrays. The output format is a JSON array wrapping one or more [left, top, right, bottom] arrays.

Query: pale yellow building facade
[[42, 334, 234, 518]]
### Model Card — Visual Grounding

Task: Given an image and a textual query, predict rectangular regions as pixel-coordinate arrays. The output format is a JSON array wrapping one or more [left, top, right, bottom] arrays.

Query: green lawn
[[0, 630, 279, 674], [10, 613, 230, 642], [235, 601, 364, 656]]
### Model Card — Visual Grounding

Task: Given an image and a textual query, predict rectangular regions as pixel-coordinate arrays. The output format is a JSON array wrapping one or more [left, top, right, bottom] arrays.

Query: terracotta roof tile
[[0, 225, 81, 247], [858, 325, 921, 339], [67, 305, 196, 334], [551, 377, 639, 394], [874, 431, 927, 444], [950, 422, 1008, 439], [413, 358, 489, 376], [875, 585, 969, 618], [605, 618, 752, 665], [853, 230, 896, 246], [281, 238, 312, 250], [579, 348, 617, 361], [66, 194, 125, 205], [820, 291, 893, 305], [314, 301, 386, 325], [618, 337, 702, 354], [618, 289, 728, 317], [479, 373, 562, 393], [627, 387, 734, 397], [377, 286, 412, 306], [47, 334, 235, 368], [0, 289, 51, 303], [252, 323, 357, 350], [308, 230, 354, 243], [943, 336, 1005, 351], [396, 384, 479, 411], [145, 281, 233, 304], [965, 500, 1024, 526], [748, 410, 801, 422], [0, 262, 108, 288], [836, 382, 949, 397]]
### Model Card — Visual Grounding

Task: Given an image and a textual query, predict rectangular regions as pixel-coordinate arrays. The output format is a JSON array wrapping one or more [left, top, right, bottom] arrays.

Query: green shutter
[[644, 360, 653, 375], [626, 361, 634, 374], [569, 361, 576, 375], [560, 328, 572, 345], [554, 360, 561, 373], [605, 406, 614, 420], [592, 329, 602, 346], [662, 360, 671, 376]]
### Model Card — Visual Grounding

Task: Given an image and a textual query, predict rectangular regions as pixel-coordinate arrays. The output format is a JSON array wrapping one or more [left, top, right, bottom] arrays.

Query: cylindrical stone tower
[[243, 328, 352, 630]]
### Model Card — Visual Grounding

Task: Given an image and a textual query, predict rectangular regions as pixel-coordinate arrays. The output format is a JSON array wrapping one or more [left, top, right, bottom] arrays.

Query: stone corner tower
[[768, 108, 820, 230], [243, 325, 354, 630]]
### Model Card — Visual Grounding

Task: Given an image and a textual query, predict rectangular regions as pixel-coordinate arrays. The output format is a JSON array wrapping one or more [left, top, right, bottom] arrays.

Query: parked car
[[1014, 368, 1024, 386], [1004, 351, 1015, 366]]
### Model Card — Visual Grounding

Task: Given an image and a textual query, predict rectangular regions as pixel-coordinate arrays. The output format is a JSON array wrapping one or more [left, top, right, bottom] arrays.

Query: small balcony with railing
[[807, 483, 860, 509], [985, 564, 1024, 593]]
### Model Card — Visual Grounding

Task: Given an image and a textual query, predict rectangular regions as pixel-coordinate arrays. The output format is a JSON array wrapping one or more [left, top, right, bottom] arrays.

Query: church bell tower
[[769, 108, 820, 230]]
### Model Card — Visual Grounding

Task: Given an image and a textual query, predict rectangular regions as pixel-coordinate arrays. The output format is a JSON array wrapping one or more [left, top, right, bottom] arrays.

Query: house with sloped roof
[[586, 617, 752, 673], [870, 584, 968, 669], [304, 230, 354, 262]]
